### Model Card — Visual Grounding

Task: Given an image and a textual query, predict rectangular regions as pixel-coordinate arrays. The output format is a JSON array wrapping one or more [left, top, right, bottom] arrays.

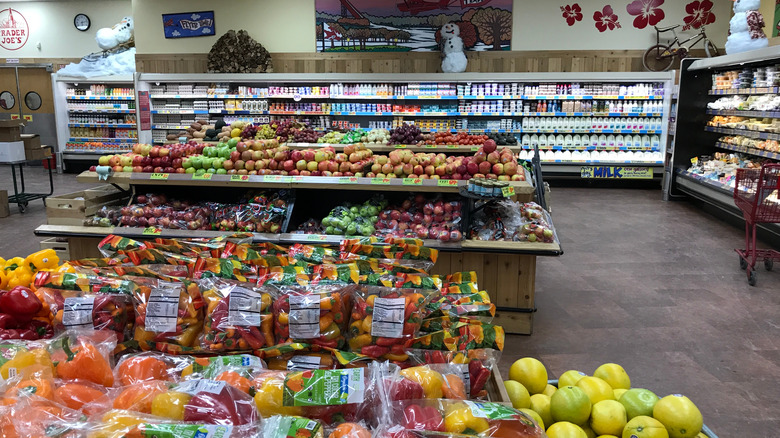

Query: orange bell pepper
[[113, 380, 166, 413], [53, 338, 114, 387], [54, 382, 106, 412], [116, 356, 170, 385]]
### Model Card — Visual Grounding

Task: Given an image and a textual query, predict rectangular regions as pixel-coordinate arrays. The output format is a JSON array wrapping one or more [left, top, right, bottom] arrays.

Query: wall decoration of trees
[[315, 0, 512, 52]]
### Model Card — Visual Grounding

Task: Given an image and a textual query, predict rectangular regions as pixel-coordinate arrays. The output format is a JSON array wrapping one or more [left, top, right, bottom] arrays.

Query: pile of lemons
[[504, 357, 705, 438]]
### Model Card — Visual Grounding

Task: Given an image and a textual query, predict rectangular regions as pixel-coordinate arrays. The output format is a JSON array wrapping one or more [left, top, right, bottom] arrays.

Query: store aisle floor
[[2, 167, 778, 436]]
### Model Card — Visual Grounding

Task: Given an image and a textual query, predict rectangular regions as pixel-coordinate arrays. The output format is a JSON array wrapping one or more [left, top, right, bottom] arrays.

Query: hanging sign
[[162, 11, 215, 39]]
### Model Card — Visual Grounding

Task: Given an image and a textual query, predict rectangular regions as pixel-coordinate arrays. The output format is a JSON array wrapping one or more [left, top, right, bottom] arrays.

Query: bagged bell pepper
[[347, 285, 429, 361], [266, 351, 337, 371], [257, 266, 311, 287], [407, 349, 499, 399], [178, 379, 259, 425], [132, 279, 205, 353], [198, 277, 275, 352], [41, 289, 132, 342], [33, 272, 140, 296], [54, 379, 108, 413], [328, 422, 372, 438], [114, 352, 182, 386], [411, 322, 505, 352], [221, 242, 290, 261], [4, 395, 88, 438], [0, 344, 54, 381], [50, 331, 116, 387], [97, 235, 148, 257], [252, 370, 303, 418], [179, 354, 265, 381], [109, 380, 168, 414], [287, 244, 340, 264], [309, 263, 361, 285], [127, 423, 260, 438], [272, 285, 353, 349]]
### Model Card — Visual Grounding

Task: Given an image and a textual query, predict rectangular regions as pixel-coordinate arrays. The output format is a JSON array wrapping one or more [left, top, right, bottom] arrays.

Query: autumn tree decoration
[[208, 30, 272, 73], [468, 7, 512, 50]]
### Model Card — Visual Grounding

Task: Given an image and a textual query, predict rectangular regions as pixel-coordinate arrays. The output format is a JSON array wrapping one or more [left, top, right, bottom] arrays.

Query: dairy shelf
[[704, 126, 780, 141], [150, 93, 663, 101], [706, 109, 780, 118], [68, 123, 136, 128], [66, 95, 134, 100], [714, 141, 780, 160]]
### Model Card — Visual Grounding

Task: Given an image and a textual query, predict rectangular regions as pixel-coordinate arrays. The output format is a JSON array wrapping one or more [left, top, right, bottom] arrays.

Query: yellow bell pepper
[[0, 270, 7, 290], [400, 366, 445, 398], [25, 249, 59, 272], [151, 391, 191, 420], [254, 377, 302, 417], [56, 263, 76, 273], [87, 410, 147, 438], [0, 348, 54, 380], [6, 266, 33, 289], [3, 257, 24, 272], [445, 402, 490, 434]]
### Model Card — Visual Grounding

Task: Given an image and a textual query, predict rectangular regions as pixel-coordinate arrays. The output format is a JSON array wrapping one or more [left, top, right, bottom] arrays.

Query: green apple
[[182, 158, 192, 169], [185, 167, 196, 174], [228, 138, 238, 148], [216, 168, 227, 175]]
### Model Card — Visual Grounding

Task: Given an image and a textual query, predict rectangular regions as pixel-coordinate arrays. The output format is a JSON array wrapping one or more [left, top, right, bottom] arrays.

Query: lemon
[[504, 380, 531, 409], [544, 383, 558, 397], [519, 408, 545, 430], [559, 370, 588, 388], [509, 358, 548, 394], [652, 395, 703, 438], [550, 386, 592, 426], [547, 421, 588, 438], [582, 424, 597, 438], [622, 416, 669, 438], [619, 388, 658, 419], [597, 436, 620, 438], [594, 363, 631, 390], [577, 376, 615, 405], [613, 389, 628, 401], [590, 400, 627, 436], [530, 393, 553, 428]]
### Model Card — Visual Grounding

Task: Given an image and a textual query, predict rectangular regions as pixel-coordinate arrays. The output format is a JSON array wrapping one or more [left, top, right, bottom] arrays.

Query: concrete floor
[[2, 165, 779, 437]]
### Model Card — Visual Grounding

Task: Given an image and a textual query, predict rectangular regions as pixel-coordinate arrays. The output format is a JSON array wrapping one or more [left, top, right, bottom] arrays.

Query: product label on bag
[[371, 297, 405, 338], [146, 283, 181, 332], [62, 297, 95, 328], [176, 379, 227, 396], [282, 368, 365, 406], [289, 295, 320, 338], [137, 424, 233, 438], [465, 401, 519, 420], [287, 355, 322, 371], [227, 287, 263, 326], [271, 416, 321, 438]]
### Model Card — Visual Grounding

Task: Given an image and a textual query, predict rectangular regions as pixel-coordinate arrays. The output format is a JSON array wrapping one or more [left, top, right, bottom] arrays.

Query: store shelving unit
[[135, 72, 674, 179], [52, 74, 138, 169], [669, 50, 780, 243]]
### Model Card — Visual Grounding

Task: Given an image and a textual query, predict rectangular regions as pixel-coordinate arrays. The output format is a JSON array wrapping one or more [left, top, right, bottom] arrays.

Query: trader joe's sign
[[581, 166, 653, 179], [162, 11, 215, 39], [0, 8, 29, 51]]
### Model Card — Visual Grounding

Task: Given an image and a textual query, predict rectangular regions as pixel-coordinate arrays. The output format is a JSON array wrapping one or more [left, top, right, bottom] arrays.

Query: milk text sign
[[0, 9, 29, 51]]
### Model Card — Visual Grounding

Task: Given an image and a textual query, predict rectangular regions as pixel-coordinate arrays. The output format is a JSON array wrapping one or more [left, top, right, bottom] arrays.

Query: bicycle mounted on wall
[[643, 24, 719, 72]]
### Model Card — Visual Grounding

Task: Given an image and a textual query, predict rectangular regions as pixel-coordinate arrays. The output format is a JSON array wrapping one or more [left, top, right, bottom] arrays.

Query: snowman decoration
[[440, 22, 467, 73], [96, 16, 134, 52], [725, 0, 768, 54]]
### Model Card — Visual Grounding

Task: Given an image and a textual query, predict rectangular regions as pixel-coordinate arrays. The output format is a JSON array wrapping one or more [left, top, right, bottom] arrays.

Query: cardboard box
[[0, 120, 23, 142], [25, 145, 52, 161], [0, 190, 9, 218], [0, 141, 25, 163], [46, 185, 130, 225], [21, 134, 40, 150]]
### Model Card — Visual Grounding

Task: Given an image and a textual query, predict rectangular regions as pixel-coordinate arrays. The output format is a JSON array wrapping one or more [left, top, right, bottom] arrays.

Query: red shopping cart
[[734, 163, 780, 286]]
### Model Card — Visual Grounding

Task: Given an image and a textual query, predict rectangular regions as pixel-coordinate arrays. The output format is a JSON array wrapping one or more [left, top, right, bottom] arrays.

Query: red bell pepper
[[469, 359, 490, 395], [0, 286, 42, 322], [402, 404, 444, 431], [388, 376, 424, 401], [183, 383, 258, 425]]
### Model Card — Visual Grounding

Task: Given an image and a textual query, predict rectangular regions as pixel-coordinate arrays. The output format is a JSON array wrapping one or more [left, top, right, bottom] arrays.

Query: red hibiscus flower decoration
[[682, 0, 716, 31], [561, 4, 584, 26], [593, 5, 621, 32], [626, 0, 665, 29]]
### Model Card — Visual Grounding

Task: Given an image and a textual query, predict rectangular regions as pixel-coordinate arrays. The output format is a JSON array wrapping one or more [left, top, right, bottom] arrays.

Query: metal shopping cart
[[734, 164, 780, 286]]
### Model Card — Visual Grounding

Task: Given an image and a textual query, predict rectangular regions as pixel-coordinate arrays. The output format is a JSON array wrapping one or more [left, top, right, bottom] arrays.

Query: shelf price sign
[[142, 227, 162, 236], [230, 175, 250, 182], [402, 178, 422, 186], [338, 177, 358, 184], [371, 178, 391, 185], [150, 173, 169, 180], [192, 173, 213, 180], [501, 186, 515, 197], [437, 179, 459, 187], [306, 234, 328, 242]]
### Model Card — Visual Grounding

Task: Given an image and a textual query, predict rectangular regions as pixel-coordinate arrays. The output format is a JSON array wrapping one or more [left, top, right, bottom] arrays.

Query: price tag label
[[339, 177, 358, 184], [176, 379, 227, 396], [371, 178, 391, 185], [394, 144, 407, 149], [425, 145, 437, 149], [287, 356, 322, 372], [150, 173, 168, 180], [230, 175, 250, 182], [192, 173, 212, 180], [437, 179, 459, 187], [402, 178, 422, 186], [142, 227, 162, 235], [293, 93, 302, 102], [306, 234, 328, 241], [446, 145, 459, 149], [471, 147, 481, 152], [502, 186, 516, 197]]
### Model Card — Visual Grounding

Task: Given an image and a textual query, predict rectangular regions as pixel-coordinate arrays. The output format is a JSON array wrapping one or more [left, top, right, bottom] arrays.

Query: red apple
[[483, 139, 497, 153]]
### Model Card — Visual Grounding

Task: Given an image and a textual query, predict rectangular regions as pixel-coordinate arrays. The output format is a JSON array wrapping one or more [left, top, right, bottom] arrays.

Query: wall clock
[[74, 13, 90, 32]]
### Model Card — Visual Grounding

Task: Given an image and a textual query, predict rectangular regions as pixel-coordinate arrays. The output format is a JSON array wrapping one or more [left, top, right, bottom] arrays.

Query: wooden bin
[[432, 251, 537, 335], [39, 237, 71, 261], [46, 185, 130, 226]]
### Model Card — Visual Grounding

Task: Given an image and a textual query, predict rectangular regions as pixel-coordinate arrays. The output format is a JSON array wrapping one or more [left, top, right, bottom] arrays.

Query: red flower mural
[[626, 0, 665, 29], [682, 0, 716, 31], [561, 4, 584, 26], [593, 5, 621, 32]]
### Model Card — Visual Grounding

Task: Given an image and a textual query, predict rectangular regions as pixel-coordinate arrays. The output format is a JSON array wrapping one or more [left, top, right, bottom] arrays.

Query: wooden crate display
[[39, 237, 71, 261], [433, 251, 536, 335], [46, 185, 130, 226]]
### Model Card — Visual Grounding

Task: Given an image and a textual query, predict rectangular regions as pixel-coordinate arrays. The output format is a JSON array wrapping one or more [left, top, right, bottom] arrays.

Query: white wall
[[511, 0, 733, 50], [0, 0, 132, 58], [132, 0, 316, 54]]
